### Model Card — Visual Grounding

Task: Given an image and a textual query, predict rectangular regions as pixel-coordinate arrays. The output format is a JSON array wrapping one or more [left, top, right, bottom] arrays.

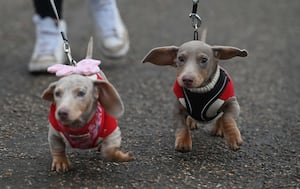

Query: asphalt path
[[0, 0, 299, 188]]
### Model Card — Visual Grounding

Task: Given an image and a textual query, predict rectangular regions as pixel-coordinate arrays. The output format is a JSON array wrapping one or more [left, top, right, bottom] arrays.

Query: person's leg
[[33, 0, 63, 19], [29, 0, 66, 73], [90, 0, 129, 58]]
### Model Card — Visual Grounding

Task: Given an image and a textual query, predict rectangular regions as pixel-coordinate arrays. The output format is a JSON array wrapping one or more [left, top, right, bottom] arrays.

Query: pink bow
[[47, 59, 101, 77]]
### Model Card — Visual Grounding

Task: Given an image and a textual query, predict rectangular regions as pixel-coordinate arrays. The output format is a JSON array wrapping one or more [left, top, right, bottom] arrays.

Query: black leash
[[189, 0, 202, 40], [50, 0, 77, 66]]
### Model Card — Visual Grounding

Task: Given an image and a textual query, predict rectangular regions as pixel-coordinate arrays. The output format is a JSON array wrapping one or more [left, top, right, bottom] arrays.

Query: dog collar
[[187, 66, 220, 93]]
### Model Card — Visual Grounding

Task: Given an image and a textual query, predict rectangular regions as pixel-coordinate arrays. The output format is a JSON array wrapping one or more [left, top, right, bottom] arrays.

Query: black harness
[[183, 69, 229, 122]]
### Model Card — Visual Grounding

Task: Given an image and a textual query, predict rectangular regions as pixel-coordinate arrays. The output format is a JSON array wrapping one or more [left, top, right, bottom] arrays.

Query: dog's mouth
[[178, 76, 204, 89], [58, 117, 85, 129], [184, 82, 199, 88], [184, 68, 221, 93], [67, 120, 86, 129], [56, 111, 85, 128]]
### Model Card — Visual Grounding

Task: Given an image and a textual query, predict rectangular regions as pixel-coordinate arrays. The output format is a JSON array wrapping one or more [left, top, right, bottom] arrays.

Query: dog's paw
[[115, 151, 135, 162], [225, 132, 243, 151], [106, 148, 135, 162], [175, 140, 192, 152], [175, 130, 192, 152], [123, 151, 135, 161], [51, 156, 71, 172], [212, 116, 242, 150], [186, 115, 199, 130]]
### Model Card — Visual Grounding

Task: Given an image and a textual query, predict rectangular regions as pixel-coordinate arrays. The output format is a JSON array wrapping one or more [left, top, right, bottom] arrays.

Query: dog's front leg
[[103, 147, 134, 162], [212, 97, 243, 150], [174, 101, 192, 152], [186, 115, 199, 130], [48, 127, 70, 172], [101, 128, 134, 162]]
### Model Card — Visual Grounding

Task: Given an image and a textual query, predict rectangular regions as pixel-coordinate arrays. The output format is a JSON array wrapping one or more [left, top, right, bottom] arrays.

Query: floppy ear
[[142, 46, 179, 66], [94, 80, 124, 118], [212, 46, 248, 60], [41, 82, 57, 101]]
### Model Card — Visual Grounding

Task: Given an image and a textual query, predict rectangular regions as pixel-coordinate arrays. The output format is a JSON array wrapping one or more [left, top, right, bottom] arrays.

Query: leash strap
[[50, 0, 76, 65], [189, 0, 202, 40]]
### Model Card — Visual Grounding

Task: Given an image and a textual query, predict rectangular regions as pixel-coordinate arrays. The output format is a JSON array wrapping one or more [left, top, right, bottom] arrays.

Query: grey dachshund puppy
[[42, 38, 134, 172], [142, 35, 248, 152]]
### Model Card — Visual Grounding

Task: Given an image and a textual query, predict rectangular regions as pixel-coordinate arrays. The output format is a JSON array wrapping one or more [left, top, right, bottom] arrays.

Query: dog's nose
[[57, 108, 69, 120], [182, 75, 194, 86]]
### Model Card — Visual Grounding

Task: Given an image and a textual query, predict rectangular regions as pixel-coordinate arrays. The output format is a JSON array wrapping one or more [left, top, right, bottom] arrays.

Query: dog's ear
[[93, 80, 124, 118], [142, 46, 179, 66], [212, 46, 248, 60], [41, 82, 57, 101]]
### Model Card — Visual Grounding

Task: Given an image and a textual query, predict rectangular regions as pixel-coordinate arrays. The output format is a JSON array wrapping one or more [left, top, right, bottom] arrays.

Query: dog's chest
[[49, 104, 118, 149], [60, 115, 103, 149], [174, 68, 235, 122]]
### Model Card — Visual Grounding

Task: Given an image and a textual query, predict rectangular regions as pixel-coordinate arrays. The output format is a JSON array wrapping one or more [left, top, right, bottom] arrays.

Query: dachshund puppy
[[142, 40, 247, 152], [42, 38, 133, 172]]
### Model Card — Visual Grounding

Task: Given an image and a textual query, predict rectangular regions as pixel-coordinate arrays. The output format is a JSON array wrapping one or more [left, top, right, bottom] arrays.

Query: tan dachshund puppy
[[142, 40, 248, 152], [42, 39, 133, 172]]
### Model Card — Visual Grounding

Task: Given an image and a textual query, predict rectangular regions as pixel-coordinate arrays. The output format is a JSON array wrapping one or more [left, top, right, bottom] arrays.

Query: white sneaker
[[90, 0, 129, 58], [28, 15, 66, 72]]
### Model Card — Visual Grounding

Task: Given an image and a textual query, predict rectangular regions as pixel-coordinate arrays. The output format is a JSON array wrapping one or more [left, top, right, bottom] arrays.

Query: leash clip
[[61, 32, 77, 66], [189, 0, 202, 40], [189, 13, 202, 30], [50, 0, 76, 66]]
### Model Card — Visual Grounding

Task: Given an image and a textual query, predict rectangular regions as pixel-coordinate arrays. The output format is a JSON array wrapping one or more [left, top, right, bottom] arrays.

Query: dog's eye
[[77, 91, 86, 97], [178, 56, 185, 63], [54, 91, 61, 97], [201, 57, 208, 64]]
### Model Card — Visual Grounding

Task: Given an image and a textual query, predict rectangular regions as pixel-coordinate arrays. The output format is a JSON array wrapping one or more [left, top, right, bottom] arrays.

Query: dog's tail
[[86, 36, 94, 59], [200, 28, 207, 42]]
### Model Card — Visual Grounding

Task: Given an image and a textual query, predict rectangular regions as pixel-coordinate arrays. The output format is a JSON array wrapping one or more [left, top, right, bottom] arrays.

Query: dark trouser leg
[[33, 0, 63, 19]]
